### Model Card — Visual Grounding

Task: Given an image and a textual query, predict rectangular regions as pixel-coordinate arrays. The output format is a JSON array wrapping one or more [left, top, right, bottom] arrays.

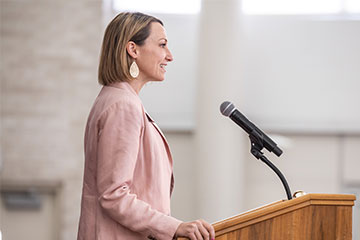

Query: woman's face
[[135, 22, 173, 82]]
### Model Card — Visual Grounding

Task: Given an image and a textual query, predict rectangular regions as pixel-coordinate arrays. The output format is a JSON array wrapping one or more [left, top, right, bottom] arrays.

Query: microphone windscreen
[[220, 101, 235, 117]]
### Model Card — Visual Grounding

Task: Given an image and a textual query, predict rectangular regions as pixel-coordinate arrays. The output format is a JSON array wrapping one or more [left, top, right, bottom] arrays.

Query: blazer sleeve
[[96, 98, 182, 240]]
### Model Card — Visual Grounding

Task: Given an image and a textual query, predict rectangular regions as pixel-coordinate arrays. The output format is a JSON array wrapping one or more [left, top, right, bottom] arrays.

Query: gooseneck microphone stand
[[249, 129, 292, 200]]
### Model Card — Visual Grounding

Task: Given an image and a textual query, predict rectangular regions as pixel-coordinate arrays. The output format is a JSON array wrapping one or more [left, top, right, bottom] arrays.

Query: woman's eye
[[160, 43, 166, 48]]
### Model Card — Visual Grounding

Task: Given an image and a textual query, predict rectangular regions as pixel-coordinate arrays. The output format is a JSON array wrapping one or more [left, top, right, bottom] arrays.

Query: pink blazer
[[77, 81, 182, 240]]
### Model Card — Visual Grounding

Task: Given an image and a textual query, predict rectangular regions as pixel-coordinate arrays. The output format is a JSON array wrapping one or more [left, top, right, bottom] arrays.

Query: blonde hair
[[98, 12, 163, 85]]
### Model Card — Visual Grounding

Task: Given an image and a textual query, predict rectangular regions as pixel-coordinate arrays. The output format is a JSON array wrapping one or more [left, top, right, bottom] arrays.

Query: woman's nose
[[166, 48, 173, 62]]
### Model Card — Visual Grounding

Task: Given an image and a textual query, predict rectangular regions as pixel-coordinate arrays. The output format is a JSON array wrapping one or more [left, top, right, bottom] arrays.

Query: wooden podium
[[210, 193, 356, 240]]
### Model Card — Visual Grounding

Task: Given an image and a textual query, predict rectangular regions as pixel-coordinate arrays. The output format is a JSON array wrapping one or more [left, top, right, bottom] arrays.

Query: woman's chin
[[151, 77, 165, 82]]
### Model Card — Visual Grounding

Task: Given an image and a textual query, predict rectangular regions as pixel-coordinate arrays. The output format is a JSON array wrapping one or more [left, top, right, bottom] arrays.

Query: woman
[[77, 12, 215, 240]]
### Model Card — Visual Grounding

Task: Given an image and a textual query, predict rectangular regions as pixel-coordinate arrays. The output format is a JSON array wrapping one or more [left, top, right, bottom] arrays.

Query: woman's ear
[[126, 41, 138, 59]]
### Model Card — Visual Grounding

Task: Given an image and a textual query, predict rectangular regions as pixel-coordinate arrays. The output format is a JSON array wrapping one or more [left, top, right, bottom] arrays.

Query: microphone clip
[[247, 130, 293, 200], [249, 129, 265, 159]]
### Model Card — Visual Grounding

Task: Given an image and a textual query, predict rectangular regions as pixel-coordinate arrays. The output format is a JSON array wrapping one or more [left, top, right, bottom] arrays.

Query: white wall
[[240, 16, 360, 133]]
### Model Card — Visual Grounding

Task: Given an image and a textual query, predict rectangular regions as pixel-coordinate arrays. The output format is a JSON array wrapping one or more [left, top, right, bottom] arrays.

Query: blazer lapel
[[145, 112, 175, 195], [145, 112, 168, 145]]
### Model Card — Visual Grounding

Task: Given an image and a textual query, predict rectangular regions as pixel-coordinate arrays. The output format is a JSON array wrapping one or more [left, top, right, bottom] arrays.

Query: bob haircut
[[98, 12, 163, 85]]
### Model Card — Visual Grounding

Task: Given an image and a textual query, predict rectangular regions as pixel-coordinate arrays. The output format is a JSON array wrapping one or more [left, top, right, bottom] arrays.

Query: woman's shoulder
[[91, 83, 144, 120], [103, 83, 141, 104]]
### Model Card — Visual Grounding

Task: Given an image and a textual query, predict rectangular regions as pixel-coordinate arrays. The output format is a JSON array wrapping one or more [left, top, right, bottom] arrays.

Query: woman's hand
[[174, 219, 215, 240]]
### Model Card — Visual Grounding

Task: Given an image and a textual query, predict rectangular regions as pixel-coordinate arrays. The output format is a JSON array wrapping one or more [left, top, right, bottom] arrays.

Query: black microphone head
[[220, 101, 236, 117]]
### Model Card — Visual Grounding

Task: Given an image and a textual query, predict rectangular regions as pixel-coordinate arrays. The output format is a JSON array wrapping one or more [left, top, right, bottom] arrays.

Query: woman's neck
[[127, 78, 148, 94]]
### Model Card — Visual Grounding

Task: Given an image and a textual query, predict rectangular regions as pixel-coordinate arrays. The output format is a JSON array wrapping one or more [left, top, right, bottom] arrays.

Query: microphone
[[220, 101, 283, 157]]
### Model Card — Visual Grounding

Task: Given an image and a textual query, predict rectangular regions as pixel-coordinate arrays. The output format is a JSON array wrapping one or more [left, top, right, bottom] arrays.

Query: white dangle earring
[[129, 61, 139, 78]]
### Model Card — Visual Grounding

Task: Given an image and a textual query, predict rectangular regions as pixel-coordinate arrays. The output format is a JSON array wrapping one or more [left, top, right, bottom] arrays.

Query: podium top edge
[[300, 193, 356, 201], [212, 193, 356, 231]]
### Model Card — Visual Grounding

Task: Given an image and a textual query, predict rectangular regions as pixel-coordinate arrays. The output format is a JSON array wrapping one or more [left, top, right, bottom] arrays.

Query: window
[[112, 0, 201, 15], [242, 0, 360, 15], [346, 0, 360, 13]]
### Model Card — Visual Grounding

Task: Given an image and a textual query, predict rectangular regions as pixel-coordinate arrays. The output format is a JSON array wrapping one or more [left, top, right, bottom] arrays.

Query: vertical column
[[195, 0, 247, 222]]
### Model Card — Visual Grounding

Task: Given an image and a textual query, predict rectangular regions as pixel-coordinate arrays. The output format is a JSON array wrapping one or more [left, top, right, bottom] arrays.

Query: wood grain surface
[[178, 193, 356, 240]]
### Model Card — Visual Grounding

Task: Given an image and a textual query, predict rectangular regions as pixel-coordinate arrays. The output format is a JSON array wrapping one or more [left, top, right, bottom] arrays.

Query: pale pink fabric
[[77, 81, 182, 240]]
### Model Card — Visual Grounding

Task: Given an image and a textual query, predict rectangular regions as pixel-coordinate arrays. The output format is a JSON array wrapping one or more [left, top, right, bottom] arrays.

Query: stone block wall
[[1, 1, 102, 239]]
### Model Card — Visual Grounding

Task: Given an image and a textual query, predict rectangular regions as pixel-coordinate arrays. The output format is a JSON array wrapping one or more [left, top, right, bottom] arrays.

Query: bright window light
[[113, 0, 201, 14], [242, 0, 360, 14], [346, 0, 360, 13]]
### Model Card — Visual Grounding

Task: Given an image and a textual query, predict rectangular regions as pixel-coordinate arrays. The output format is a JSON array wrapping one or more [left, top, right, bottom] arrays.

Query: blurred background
[[1, 0, 360, 239]]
